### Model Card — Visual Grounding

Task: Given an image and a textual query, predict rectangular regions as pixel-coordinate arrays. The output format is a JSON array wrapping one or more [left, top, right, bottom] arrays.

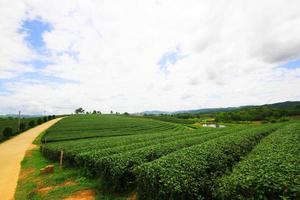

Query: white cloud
[[0, 0, 300, 114]]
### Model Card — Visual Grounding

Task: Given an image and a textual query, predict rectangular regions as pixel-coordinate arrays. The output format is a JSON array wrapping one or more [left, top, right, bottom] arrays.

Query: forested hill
[[143, 101, 300, 115], [143, 101, 300, 123], [261, 101, 300, 109], [214, 101, 300, 122]]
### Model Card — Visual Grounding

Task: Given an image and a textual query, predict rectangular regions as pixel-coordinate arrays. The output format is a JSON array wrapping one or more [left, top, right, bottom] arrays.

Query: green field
[[42, 115, 182, 142], [143, 115, 195, 124], [41, 115, 299, 199]]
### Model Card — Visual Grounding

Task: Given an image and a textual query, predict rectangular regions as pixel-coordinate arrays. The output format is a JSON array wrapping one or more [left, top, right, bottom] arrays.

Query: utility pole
[[17, 110, 21, 133]]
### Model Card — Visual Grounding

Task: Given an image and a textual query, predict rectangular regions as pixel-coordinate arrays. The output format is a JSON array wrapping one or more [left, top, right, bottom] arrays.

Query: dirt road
[[0, 118, 63, 200]]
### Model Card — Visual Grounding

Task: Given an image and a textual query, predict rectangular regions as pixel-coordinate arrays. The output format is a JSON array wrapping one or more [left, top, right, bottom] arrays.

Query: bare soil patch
[[127, 192, 137, 200], [63, 189, 96, 200], [19, 167, 35, 180], [37, 185, 54, 194], [37, 180, 77, 194]]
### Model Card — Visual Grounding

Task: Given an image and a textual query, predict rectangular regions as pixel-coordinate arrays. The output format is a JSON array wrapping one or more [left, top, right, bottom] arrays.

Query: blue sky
[[20, 18, 52, 53], [0, 18, 77, 87], [19, 18, 79, 65], [280, 59, 300, 69], [0, 0, 300, 114], [0, 71, 79, 94], [18, 18, 53, 69], [0, 79, 11, 95], [0, 18, 78, 99], [158, 47, 186, 74], [20, 59, 54, 68]]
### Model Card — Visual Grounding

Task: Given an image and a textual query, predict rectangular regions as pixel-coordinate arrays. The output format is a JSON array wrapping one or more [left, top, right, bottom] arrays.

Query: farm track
[[0, 118, 63, 200]]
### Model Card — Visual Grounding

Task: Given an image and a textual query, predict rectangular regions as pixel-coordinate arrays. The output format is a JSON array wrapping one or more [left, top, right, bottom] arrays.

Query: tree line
[[214, 105, 300, 123], [156, 103, 300, 123], [74, 107, 129, 115], [0, 115, 56, 142]]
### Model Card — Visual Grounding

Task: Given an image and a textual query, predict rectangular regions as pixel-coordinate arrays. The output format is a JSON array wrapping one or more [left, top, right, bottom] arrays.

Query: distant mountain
[[142, 101, 300, 115], [0, 114, 42, 118], [173, 107, 239, 114], [142, 107, 239, 115], [262, 101, 300, 109], [142, 110, 172, 115]]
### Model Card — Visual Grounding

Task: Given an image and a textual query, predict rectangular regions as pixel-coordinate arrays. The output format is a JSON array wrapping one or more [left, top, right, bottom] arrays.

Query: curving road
[[0, 118, 62, 200]]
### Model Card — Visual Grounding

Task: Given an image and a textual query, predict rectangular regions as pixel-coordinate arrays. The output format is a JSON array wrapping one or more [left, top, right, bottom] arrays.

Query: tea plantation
[[41, 115, 299, 199]]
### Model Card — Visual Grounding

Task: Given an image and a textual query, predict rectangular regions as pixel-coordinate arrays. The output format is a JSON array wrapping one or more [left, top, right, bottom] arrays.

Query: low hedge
[[42, 127, 188, 162], [214, 123, 300, 199], [97, 126, 246, 192], [73, 128, 215, 176], [136, 124, 280, 199]]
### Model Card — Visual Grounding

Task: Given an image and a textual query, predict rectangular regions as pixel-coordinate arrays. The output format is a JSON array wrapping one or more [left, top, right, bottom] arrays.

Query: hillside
[[142, 101, 300, 115]]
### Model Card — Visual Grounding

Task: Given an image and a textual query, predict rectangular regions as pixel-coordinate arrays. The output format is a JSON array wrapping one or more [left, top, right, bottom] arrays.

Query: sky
[[0, 0, 300, 115]]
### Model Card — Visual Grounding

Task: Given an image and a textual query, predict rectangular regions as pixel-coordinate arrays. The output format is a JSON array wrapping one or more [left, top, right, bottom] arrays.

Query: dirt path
[[0, 118, 63, 200]]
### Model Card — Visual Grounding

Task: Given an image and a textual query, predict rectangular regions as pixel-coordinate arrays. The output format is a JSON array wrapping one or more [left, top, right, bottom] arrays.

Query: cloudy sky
[[0, 0, 300, 114]]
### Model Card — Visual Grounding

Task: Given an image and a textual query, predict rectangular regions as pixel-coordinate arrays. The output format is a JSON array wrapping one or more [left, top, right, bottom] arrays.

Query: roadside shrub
[[3, 127, 13, 138], [28, 120, 35, 128], [43, 116, 48, 122], [37, 118, 42, 125], [19, 122, 26, 132], [278, 117, 289, 122], [47, 115, 52, 121]]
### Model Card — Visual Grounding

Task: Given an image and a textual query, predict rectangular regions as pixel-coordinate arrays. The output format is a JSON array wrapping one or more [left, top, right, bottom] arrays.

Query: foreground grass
[[32, 131, 46, 145], [15, 146, 127, 200]]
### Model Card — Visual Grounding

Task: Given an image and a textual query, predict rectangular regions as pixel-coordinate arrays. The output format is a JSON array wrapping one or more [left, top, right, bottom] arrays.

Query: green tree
[[43, 116, 48, 122], [28, 120, 35, 128], [3, 127, 13, 138], [75, 107, 85, 114], [19, 122, 26, 132], [37, 118, 43, 125]]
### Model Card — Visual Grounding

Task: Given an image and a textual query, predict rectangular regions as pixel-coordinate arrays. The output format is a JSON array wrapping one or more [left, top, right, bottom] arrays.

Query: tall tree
[[75, 107, 85, 114]]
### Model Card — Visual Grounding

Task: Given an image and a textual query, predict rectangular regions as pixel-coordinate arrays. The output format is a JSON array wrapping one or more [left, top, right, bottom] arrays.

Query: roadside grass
[[15, 145, 127, 200], [32, 131, 46, 145]]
